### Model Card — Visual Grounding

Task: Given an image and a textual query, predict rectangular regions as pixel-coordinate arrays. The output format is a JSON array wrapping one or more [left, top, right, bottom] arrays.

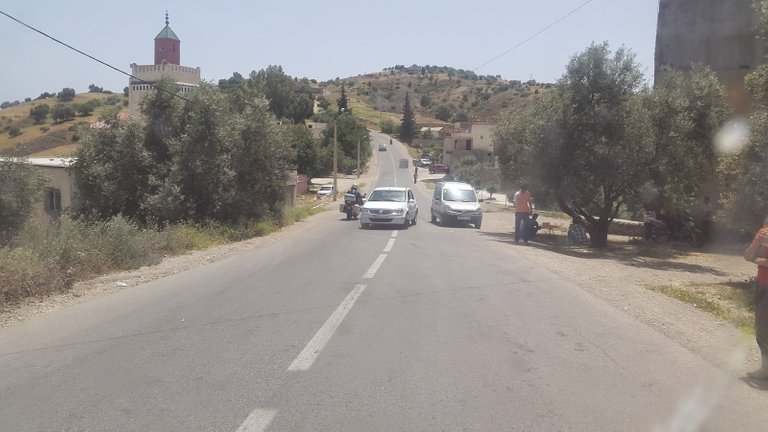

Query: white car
[[430, 181, 482, 228], [316, 184, 335, 199], [360, 187, 418, 229]]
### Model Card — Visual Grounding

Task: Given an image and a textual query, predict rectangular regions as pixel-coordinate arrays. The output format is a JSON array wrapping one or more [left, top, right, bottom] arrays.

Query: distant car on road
[[419, 157, 433, 167], [378, 143, 387, 151], [316, 184, 335, 199], [360, 187, 418, 229], [429, 164, 448, 174]]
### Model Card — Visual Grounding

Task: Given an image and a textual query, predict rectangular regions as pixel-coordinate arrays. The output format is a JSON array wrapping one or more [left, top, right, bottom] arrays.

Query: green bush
[[380, 118, 400, 134]]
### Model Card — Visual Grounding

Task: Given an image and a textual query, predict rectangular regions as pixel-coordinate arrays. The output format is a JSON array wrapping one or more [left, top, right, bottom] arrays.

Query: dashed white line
[[287, 284, 368, 371], [236, 408, 277, 432], [391, 230, 398, 238], [387, 144, 398, 186], [363, 253, 388, 279], [383, 238, 396, 252]]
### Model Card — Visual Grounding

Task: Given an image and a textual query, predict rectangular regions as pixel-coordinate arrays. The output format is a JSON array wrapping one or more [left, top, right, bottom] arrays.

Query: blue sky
[[0, 0, 659, 102]]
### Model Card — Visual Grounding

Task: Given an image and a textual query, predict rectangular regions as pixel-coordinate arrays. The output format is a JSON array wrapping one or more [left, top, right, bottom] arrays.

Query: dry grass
[[0, 203, 326, 310], [648, 279, 755, 334], [0, 93, 127, 155]]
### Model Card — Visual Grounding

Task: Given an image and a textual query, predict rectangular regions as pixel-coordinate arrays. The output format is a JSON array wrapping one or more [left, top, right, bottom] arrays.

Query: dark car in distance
[[428, 164, 449, 174]]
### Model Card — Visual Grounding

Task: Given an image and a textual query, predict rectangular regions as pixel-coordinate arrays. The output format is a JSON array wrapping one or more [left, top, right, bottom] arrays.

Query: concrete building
[[0, 157, 77, 227], [655, 0, 767, 111], [128, 13, 201, 116], [443, 122, 496, 166]]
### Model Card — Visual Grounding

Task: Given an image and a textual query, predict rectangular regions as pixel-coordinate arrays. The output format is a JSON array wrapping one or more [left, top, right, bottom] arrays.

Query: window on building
[[466, 140, 473, 150], [44, 188, 62, 215]]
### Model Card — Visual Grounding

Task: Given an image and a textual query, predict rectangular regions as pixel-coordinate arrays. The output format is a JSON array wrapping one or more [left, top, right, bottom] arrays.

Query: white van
[[430, 181, 482, 229]]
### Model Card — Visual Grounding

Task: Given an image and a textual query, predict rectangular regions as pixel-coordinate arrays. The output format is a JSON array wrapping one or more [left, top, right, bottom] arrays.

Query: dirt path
[[481, 207, 760, 375]]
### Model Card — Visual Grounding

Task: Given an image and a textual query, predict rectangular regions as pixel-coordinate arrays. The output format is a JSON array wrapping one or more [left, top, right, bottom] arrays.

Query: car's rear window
[[368, 190, 406, 202], [443, 189, 476, 202]]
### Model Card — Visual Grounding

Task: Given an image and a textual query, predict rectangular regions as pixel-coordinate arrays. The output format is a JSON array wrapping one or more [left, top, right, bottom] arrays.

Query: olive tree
[[0, 160, 45, 244], [494, 43, 653, 247]]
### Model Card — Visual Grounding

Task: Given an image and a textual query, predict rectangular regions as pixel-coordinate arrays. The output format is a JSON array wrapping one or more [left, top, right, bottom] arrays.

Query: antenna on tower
[[165, 10, 169, 25]]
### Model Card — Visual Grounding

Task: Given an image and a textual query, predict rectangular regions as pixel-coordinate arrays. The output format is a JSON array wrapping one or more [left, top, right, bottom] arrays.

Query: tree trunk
[[588, 218, 610, 248]]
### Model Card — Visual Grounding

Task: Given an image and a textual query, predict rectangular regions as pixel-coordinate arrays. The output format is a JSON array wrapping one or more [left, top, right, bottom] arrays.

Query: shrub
[[8, 126, 21, 137], [486, 184, 498, 197], [57, 88, 75, 102], [0, 247, 68, 307]]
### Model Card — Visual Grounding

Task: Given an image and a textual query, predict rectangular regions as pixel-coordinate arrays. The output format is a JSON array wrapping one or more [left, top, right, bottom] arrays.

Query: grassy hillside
[[0, 93, 127, 157], [320, 66, 549, 128]]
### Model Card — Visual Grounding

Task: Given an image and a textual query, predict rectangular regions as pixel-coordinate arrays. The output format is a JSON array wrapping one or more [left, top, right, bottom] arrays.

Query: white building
[[128, 13, 201, 116]]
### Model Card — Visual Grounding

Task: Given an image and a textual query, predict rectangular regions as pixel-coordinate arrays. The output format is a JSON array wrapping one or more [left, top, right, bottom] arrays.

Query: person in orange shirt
[[513, 184, 534, 243], [744, 217, 768, 380]]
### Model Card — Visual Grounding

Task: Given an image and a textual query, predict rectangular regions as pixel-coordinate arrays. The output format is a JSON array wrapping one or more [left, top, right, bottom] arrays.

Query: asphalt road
[[2, 132, 768, 431]]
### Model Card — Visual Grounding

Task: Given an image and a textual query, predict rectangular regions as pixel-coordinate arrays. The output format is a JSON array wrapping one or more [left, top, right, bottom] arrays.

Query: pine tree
[[400, 92, 417, 144], [337, 83, 348, 113]]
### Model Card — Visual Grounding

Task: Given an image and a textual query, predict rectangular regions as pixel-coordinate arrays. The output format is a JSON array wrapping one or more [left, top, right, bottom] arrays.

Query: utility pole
[[333, 108, 346, 201], [357, 138, 360, 178], [333, 115, 339, 201]]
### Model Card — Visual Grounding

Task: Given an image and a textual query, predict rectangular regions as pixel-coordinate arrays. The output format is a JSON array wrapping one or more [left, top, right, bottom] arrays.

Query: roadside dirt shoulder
[[481, 209, 760, 374]]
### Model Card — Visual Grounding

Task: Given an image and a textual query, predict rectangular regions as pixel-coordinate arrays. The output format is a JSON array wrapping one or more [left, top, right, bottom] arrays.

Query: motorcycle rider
[[348, 183, 363, 205]]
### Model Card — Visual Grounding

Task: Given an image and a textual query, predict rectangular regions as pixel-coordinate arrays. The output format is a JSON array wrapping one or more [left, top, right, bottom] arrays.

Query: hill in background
[[1, 65, 546, 157], [320, 65, 549, 129], [0, 92, 127, 157]]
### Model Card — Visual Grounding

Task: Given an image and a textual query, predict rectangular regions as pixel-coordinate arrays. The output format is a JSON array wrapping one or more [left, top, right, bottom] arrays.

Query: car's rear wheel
[[412, 211, 418, 225]]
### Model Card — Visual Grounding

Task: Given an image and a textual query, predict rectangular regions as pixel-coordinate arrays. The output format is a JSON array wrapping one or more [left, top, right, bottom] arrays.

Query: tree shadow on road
[[479, 231, 730, 277]]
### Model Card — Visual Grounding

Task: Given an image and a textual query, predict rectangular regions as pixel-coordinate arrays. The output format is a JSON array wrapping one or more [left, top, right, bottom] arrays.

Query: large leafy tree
[[642, 66, 729, 210], [235, 66, 314, 123], [29, 104, 50, 124], [720, 65, 768, 229], [399, 92, 418, 144], [74, 116, 154, 221], [0, 160, 45, 244], [320, 114, 370, 175], [75, 83, 294, 225], [57, 88, 75, 102], [286, 124, 321, 178], [494, 43, 653, 247]]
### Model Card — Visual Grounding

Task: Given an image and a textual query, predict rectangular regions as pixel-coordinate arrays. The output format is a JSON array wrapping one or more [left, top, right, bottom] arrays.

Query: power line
[[0, 9, 193, 104], [473, 0, 596, 72]]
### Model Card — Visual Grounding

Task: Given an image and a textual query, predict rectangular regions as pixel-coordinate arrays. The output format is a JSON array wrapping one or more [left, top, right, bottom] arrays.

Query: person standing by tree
[[513, 184, 534, 243], [744, 216, 768, 380]]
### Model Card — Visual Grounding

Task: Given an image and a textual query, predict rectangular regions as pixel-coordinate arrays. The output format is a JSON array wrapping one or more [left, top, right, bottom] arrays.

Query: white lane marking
[[383, 238, 396, 252], [287, 284, 368, 371], [387, 144, 398, 186], [363, 253, 388, 279], [391, 230, 398, 238], [236, 408, 277, 432]]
